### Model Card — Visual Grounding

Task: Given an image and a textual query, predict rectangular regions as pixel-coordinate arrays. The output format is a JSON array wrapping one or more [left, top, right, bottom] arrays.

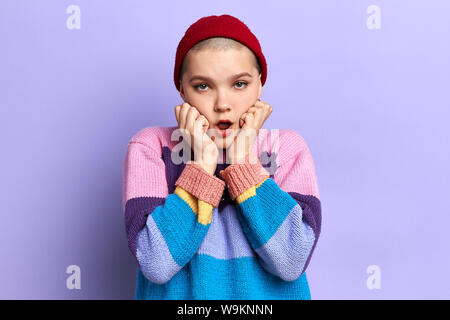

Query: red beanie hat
[[174, 14, 267, 92]]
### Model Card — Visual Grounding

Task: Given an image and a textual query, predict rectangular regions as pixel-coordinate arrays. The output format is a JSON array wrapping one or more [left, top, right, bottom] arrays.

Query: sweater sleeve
[[219, 134, 321, 282], [122, 141, 225, 284]]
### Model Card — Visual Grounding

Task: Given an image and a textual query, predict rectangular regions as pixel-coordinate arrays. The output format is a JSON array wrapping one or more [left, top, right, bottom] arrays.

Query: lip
[[214, 120, 234, 137], [217, 119, 232, 125]]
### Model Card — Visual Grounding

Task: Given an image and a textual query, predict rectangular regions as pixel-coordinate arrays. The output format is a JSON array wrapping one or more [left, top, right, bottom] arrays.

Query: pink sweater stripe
[[175, 161, 225, 207], [273, 130, 320, 200], [122, 141, 168, 213], [219, 155, 270, 200]]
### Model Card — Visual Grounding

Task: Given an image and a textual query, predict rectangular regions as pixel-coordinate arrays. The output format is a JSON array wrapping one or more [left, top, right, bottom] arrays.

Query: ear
[[257, 74, 262, 99], [179, 80, 186, 101]]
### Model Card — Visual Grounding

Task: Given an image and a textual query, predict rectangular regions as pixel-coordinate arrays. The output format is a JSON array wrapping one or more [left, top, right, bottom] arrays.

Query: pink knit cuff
[[175, 161, 225, 207], [219, 155, 270, 200]]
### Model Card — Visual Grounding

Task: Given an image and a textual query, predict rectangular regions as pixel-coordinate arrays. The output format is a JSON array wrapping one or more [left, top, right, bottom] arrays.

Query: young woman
[[122, 14, 322, 300]]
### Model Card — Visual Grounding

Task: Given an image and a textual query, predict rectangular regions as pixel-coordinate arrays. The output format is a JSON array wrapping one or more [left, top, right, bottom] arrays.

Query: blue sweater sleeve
[[123, 141, 224, 284], [219, 143, 321, 282]]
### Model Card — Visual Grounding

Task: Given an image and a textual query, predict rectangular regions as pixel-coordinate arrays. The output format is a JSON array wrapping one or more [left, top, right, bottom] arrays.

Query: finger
[[253, 107, 264, 124], [239, 112, 247, 128], [264, 105, 273, 121], [246, 106, 258, 114], [252, 103, 267, 110], [257, 102, 272, 111], [175, 105, 181, 124], [253, 103, 272, 121], [185, 107, 199, 132], [247, 105, 267, 123], [254, 100, 266, 107], [193, 115, 206, 142], [251, 112, 264, 132], [196, 114, 209, 133], [241, 112, 254, 130], [179, 103, 191, 129]]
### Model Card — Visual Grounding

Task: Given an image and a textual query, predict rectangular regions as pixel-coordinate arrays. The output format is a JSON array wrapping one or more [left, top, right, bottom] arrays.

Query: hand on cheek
[[230, 100, 273, 164], [175, 102, 218, 175]]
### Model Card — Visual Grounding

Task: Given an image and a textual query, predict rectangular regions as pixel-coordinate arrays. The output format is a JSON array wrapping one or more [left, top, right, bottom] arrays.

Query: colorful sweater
[[122, 126, 321, 300]]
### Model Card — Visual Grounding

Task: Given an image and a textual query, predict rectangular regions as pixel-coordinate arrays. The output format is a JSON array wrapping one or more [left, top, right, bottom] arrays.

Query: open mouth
[[215, 120, 233, 137]]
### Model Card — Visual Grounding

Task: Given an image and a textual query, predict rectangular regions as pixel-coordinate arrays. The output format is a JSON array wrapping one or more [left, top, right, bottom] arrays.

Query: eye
[[194, 82, 248, 91], [235, 81, 248, 89], [194, 83, 209, 91]]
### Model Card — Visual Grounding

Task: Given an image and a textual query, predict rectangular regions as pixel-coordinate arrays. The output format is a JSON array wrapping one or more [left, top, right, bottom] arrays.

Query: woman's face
[[179, 46, 262, 149]]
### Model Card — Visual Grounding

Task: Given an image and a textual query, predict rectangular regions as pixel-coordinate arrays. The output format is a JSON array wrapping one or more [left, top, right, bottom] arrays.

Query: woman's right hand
[[175, 102, 219, 175]]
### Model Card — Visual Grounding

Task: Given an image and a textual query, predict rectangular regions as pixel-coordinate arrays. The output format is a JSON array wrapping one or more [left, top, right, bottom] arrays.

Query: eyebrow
[[189, 72, 253, 83]]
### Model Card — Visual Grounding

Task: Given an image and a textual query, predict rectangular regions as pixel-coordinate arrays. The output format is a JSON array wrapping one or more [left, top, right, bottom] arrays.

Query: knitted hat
[[173, 14, 267, 92]]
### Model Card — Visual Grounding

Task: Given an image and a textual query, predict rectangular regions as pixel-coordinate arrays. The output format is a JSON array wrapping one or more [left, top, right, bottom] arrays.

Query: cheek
[[188, 103, 213, 124], [237, 93, 259, 115], [237, 104, 252, 119]]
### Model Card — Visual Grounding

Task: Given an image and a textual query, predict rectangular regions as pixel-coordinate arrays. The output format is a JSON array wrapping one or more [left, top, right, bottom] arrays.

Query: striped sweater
[[122, 126, 321, 300]]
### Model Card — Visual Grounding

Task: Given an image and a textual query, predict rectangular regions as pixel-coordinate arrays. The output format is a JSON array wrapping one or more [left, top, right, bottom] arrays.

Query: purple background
[[1, 0, 449, 299]]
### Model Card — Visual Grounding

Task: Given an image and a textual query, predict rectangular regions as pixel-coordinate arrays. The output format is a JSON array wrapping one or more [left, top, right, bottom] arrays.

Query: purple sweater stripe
[[287, 192, 321, 240], [287, 192, 321, 275], [124, 196, 165, 257]]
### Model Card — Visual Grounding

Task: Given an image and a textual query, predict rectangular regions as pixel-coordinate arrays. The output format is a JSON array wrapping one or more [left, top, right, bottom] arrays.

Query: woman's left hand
[[226, 100, 273, 164]]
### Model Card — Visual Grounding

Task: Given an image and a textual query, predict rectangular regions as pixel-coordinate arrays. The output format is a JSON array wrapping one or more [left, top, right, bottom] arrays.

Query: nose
[[214, 91, 231, 112], [214, 104, 231, 112]]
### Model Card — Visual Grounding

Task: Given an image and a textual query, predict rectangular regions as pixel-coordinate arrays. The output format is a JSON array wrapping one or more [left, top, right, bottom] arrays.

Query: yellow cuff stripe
[[235, 178, 270, 204], [198, 200, 213, 225], [174, 186, 213, 226], [174, 186, 198, 214]]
